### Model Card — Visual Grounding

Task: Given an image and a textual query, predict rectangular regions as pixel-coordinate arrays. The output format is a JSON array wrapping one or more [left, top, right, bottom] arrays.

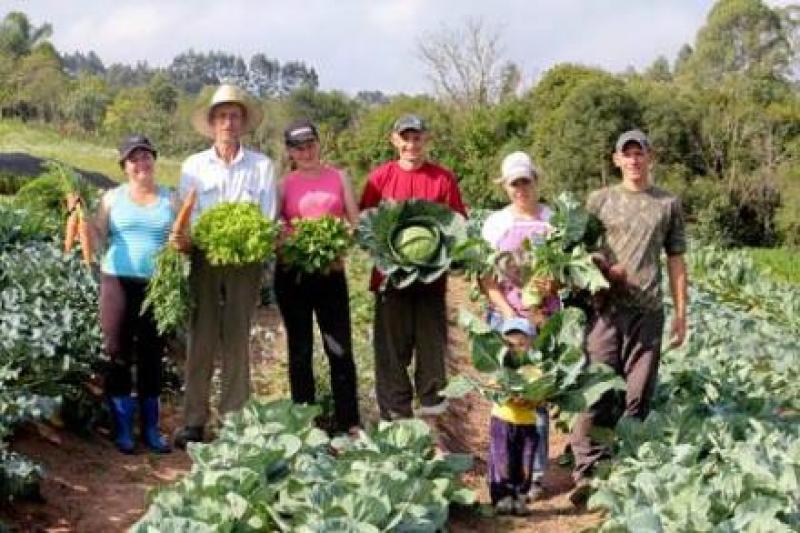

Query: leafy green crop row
[[689, 247, 800, 335], [589, 277, 800, 530], [0, 236, 105, 502], [134, 399, 474, 532]]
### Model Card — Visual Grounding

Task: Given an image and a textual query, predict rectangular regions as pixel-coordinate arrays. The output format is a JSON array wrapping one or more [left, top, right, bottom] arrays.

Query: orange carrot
[[77, 207, 93, 265], [172, 187, 197, 235], [64, 211, 79, 252]]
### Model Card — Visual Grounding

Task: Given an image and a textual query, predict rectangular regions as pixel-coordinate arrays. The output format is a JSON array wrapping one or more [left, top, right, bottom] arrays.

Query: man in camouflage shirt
[[569, 129, 688, 505]]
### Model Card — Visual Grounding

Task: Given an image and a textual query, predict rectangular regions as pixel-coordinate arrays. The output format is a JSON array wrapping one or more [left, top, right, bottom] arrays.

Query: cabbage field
[[1, 174, 799, 531]]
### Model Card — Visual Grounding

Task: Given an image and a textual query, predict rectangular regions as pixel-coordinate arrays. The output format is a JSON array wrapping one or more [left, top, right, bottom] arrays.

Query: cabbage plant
[[356, 199, 467, 291]]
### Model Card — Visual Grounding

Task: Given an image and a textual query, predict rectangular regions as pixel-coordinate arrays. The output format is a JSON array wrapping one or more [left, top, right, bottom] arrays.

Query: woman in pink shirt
[[274, 119, 361, 434]]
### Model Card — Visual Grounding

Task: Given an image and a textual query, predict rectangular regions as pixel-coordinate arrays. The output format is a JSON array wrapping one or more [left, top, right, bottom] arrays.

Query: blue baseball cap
[[501, 317, 535, 337]]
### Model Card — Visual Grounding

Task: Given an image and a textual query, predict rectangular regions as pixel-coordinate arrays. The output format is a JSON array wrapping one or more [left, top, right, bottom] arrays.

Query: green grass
[[0, 120, 182, 186], [747, 247, 800, 285]]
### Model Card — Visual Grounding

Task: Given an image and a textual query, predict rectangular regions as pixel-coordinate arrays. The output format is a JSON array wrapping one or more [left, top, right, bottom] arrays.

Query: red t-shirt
[[359, 160, 467, 291]]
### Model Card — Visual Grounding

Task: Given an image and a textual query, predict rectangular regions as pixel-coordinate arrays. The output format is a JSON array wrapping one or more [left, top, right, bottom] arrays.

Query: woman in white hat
[[172, 84, 278, 448], [479, 151, 559, 513]]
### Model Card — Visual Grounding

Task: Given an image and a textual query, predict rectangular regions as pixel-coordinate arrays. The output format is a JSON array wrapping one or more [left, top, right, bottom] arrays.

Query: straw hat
[[191, 84, 264, 138]]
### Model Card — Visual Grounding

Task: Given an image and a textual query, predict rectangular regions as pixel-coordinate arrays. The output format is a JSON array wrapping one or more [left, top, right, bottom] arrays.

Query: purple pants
[[488, 415, 539, 503]]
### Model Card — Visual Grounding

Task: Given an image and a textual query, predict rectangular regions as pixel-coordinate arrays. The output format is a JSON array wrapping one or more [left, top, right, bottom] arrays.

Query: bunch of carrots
[[58, 162, 95, 265], [63, 199, 92, 264]]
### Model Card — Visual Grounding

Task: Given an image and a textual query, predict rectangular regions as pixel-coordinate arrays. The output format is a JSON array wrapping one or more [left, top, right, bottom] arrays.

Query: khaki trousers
[[183, 252, 262, 428]]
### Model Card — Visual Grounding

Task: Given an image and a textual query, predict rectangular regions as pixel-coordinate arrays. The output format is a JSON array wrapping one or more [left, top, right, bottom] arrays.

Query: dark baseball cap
[[118, 135, 157, 165], [393, 114, 427, 133], [615, 129, 650, 152], [284, 119, 319, 146]]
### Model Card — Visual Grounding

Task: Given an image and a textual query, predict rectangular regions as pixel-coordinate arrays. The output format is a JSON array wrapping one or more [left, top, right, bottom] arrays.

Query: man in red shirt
[[360, 114, 467, 424]]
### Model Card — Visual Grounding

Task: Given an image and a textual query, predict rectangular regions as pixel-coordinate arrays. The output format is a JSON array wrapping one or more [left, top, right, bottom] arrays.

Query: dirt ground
[[1, 281, 601, 532]]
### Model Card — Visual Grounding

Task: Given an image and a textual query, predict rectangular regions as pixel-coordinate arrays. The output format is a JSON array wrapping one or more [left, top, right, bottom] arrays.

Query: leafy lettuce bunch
[[193, 202, 280, 266], [442, 308, 623, 428], [357, 199, 467, 291], [281, 215, 353, 274], [520, 192, 608, 307]]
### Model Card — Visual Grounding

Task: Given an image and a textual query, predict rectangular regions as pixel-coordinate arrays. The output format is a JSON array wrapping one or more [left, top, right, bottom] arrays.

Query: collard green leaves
[[442, 308, 623, 418]]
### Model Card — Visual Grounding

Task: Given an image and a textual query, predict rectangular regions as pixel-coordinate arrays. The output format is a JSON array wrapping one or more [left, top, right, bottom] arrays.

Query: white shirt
[[481, 204, 553, 247], [179, 146, 278, 223]]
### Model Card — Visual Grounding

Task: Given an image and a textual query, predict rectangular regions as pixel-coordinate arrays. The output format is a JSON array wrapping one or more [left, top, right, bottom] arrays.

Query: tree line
[[0, 0, 798, 248]]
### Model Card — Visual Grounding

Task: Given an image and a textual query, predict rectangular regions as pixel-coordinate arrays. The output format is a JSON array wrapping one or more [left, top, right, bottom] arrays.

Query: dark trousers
[[373, 285, 448, 420], [274, 265, 360, 431], [100, 274, 164, 397], [488, 416, 539, 504], [570, 306, 665, 481]]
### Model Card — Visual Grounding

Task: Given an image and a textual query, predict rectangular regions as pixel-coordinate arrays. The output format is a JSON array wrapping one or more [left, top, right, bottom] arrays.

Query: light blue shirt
[[101, 185, 173, 279]]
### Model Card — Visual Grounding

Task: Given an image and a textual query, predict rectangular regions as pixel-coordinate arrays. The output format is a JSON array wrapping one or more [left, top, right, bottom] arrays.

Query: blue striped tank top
[[101, 184, 173, 279]]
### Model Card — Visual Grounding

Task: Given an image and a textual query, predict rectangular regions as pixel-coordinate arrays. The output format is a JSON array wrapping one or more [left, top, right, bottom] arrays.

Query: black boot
[[173, 425, 204, 450], [140, 397, 171, 453]]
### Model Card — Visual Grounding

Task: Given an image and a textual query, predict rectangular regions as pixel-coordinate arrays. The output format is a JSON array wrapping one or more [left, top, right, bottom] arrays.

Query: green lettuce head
[[357, 199, 467, 291]]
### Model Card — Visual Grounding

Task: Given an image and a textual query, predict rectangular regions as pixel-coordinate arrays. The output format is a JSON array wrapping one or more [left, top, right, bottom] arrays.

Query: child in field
[[488, 317, 542, 515]]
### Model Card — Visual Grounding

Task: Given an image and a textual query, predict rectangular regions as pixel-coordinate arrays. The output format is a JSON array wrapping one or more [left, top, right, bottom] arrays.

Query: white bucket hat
[[496, 151, 539, 184], [191, 84, 264, 138]]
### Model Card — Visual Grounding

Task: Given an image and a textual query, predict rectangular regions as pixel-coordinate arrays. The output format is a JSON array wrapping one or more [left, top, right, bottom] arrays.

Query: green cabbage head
[[392, 224, 439, 264]]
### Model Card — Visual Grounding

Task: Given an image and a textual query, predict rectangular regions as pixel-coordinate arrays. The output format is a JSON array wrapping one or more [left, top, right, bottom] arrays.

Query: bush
[[13, 174, 65, 218], [0, 173, 28, 195]]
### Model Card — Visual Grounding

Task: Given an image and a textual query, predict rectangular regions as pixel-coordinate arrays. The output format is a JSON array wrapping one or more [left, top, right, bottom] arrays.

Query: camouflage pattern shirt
[[587, 184, 687, 311]]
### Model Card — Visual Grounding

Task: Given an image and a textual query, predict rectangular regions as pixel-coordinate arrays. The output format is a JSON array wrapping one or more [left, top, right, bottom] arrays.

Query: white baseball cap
[[497, 151, 539, 184]]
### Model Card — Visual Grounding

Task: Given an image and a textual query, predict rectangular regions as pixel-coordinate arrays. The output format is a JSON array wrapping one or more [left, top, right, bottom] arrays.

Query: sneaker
[[494, 496, 515, 515], [513, 495, 531, 516], [569, 477, 594, 508]]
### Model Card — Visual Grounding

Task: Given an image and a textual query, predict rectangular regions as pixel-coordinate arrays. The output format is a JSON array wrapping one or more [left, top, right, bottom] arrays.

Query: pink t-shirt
[[280, 166, 346, 229]]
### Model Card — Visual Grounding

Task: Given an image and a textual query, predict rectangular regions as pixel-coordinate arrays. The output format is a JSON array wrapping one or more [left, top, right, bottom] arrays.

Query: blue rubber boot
[[108, 396, 136, 454], [140, 397, 171, 453]]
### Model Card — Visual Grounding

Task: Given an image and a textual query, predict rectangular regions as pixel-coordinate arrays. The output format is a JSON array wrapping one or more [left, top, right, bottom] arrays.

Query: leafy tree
[[105, 61, 155, 88], [287, 88, 359, 133], [644, 56, 673, 82], [0, 11, 52, 58], [678, 0, 798, 82], [248, 53, 281, 97], [147, 73, 179, 114], [61, 50, 106, 77], [355, 91, 390, 107], [103, 87, 172, 147], [279, 61, 318, 95], [530, 67, 641, 195], [11, 42, 65, 121], [62, 74, 111, 131]]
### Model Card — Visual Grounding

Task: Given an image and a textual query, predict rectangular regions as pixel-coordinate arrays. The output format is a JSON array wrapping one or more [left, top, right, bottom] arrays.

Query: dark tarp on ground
[[0, 152, 116, 189]]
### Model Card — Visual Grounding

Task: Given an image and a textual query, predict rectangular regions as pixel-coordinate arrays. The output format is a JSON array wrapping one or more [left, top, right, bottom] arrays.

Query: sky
[[4, 1, 793, 94]]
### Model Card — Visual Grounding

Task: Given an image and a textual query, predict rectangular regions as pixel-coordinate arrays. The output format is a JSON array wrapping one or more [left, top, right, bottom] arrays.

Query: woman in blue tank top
[[83, 135, 176, 454]]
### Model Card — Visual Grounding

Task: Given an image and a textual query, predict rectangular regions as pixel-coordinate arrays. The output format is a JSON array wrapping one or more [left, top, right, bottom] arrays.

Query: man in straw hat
[[171, 84, 277, 449]]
